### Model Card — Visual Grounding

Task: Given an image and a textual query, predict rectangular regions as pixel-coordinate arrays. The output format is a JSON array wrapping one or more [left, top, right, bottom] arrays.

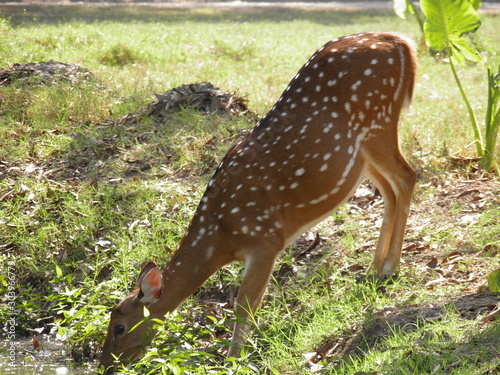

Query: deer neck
[[149, 210, 234, 317]]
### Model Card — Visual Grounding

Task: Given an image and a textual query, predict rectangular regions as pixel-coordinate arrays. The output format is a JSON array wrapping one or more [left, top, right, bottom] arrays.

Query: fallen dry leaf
[[426, 257, 439, 269]]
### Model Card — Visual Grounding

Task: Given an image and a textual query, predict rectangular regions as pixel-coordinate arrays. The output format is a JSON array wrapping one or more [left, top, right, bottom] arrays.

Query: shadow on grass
[[41, 103, 252, 184], [334, 292, 500, 373]]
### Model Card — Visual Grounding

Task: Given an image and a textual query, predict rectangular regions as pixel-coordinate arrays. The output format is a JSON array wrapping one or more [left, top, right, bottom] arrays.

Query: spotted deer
[[99, 32, 417, 373]]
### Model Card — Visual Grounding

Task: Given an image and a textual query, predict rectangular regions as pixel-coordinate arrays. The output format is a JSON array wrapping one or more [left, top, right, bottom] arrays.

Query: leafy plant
[[484, 66, 500, 173], [416, 0, 500, 174], [106, 307, 261, 374], [48, 265, 110, 347]]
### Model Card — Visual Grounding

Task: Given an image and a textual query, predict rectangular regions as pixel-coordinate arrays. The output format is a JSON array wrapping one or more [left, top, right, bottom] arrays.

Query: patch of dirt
[[0, 60, 94, 86], [117, 82, 257, 125]]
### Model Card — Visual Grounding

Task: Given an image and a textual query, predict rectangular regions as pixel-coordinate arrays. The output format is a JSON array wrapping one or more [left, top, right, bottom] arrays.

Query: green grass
[[0, 4, 499, 375]]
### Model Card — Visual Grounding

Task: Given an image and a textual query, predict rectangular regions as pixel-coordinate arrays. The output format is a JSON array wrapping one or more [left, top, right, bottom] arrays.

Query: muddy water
[[0, 338, 96, 375]]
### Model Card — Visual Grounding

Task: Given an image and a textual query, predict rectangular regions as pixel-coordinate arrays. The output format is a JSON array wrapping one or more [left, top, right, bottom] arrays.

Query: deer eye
[[114, 324, 126, 336]]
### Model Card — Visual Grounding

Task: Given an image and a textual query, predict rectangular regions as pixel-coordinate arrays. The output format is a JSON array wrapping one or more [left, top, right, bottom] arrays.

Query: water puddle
[[0, 337, 96, 375]]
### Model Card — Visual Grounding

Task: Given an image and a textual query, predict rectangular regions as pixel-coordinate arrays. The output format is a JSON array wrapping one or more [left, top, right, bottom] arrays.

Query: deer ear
[[136, 262, 158, 284], [136, 262, 163, 304]]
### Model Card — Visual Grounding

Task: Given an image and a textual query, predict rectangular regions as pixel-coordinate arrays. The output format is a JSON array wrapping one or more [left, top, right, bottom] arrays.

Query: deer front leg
[[227, 252, 278, 358]]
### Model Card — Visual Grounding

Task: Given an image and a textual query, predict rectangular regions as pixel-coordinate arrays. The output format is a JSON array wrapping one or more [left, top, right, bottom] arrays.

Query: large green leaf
[[469, 0, 482, 10], [421, 0, 482, 63], [449, 36, 482, 65]]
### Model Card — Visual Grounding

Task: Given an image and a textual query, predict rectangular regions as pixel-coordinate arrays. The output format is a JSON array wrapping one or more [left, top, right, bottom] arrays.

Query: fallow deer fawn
[[99, 32, 417, 373]]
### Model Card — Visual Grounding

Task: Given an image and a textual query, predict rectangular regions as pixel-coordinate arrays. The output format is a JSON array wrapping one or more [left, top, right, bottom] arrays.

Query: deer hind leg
[[227, 252, 278, 357], [364, 147, 416, 275], [365, 164, 397, 274]]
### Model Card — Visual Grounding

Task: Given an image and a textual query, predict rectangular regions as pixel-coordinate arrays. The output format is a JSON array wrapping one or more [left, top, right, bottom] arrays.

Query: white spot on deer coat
[[295, 168, 305, 176]]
